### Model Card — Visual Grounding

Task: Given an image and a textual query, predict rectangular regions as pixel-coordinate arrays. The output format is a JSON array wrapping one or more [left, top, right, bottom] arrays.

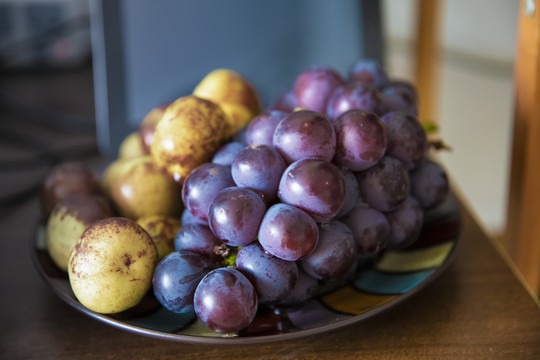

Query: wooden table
[[1, 68, 539, 360]]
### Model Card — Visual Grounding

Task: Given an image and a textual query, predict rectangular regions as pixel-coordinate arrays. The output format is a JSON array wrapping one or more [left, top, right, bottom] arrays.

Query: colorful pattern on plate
[[320, 287, 399, 315], [31, 196, 461, 343]]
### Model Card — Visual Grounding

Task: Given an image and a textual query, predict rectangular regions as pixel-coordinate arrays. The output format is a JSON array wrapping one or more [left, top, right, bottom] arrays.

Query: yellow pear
[[68, 217, 157, 314], [193, 69, 262, 135], [150, 95, 229, 184], [107, 156, 183, 219], [46, 193, 114, 271], [118, 132, 146, 159], [137, 215, 182, 261]]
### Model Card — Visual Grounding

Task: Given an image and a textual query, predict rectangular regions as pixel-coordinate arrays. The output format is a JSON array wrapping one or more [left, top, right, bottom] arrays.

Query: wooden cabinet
[[504, 0, 540, 296]]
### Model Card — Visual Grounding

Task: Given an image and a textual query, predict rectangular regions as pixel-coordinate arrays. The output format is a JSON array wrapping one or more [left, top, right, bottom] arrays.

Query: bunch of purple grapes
[[152, 59, 450, 334]]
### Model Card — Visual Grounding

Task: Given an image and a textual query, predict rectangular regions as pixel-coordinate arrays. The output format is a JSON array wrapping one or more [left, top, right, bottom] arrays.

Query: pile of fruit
[[41, 59, 450, 334]]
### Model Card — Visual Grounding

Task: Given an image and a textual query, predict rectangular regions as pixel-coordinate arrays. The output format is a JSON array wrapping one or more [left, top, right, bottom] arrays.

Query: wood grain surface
[[504, 0, 540, 296]]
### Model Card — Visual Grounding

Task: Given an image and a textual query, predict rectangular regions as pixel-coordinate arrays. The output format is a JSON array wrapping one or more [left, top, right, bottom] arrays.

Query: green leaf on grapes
[[422, 121, 438, 134], [223, 252, 238, 268], [217, 245, 240, 268]]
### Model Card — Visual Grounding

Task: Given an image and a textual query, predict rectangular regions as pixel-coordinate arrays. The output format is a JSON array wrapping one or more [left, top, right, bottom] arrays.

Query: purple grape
[[174, 224, 223, 262], [340, 206, 390, 256], [208, 187, 266, 247], [232, 126, 249, 145], [269, 89, 296, 113], [212, 142, 245, 166], [231, 145, 286, 202], [278, 158, 345, 222], [258, 203, 319, 261], [358, 156, 410, 212], [381, 111, 428, 170], [300, 220, 356, 282], [380, 81, 418, 116], [180, 208, 208, 226], [153, 251, 214, 314], [236, 243, 298, 304], [334, 110, 387, 171], [272, 110, 336, 164], [246, 111, 288, 146], [336, 167, 360, 218], [386, 196, 424, 248], [326, 82, 384, 120], [319, 257, 362, 291], [293, 66, 345, 113], [279, 268, 319, 306], [194, 267, 258, 333], [409, 159, 450, 209], [182, 163, 235, 223], [348, 59, 390, 88]]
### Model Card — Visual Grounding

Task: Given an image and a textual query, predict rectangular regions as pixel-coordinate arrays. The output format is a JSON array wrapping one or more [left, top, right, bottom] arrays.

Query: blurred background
[[0, 0, 519, 240], [383, 0, 518, 239]]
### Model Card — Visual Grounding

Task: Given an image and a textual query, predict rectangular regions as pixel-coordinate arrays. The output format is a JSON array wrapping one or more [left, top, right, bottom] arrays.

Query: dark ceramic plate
[[31, 196, 461, 345]]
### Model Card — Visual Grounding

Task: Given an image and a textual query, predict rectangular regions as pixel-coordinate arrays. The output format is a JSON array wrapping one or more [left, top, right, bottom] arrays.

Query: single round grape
[[212, 142, 245, 166], [279, 268, 319, 306], [208, 187, 266, 247], [278, 158, 345, 222], [258, 203, 319, 261], [231, 145, 286, 202], [272, 110, 336, 164], [293, 66, 345, 113], [344, 255, 371, 281], [381, 111, 428, 170], [153, 250, 214, 314], [380, 81, 418, 116], [180, 208, 208, 226], [386, 196, 424, 249], [409, 159, 450, 209], [181, 163, 235, 223], [269, 89, 296, 113], [300, 220, 356, 282], [174, 223, 223, 262], [246, 111, 288, 146], [340, 206, 390, 257], [358, 156, 410, 212], [236, 243, 298, 304], [336, 167, 360, 218], [326, 82, 383, 120], [348, 58, 390, 88], [334, 110, 387, 171], [320, 254, 364, 290], [194, 267, 258, 333]]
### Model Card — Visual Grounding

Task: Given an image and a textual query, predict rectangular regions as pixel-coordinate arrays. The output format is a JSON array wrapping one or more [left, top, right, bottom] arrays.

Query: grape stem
[[213, 244, 239, 268], [428, 138, 452, 151]]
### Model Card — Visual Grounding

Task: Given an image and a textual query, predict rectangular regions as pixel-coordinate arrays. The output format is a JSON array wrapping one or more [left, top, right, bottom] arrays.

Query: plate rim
[[30, 204, 461, 345]]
